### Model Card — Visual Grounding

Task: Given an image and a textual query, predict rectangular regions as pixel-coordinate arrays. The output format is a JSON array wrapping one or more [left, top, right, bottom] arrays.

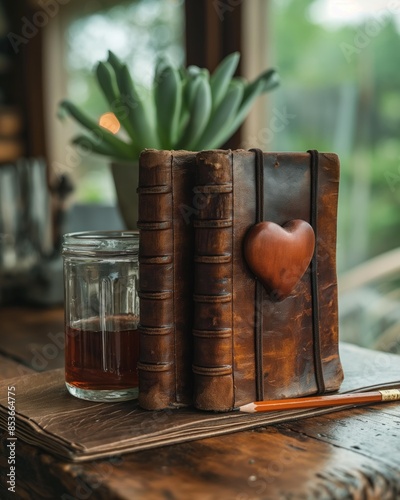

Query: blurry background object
[[339, 248, 400, 354], [0, 159, 71, 305], [0, 159, 51, 276], [0, 107, 24, 162]]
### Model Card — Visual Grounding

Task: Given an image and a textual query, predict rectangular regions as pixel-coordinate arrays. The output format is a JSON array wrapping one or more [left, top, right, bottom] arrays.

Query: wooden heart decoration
[[243, 219, 315, 301]]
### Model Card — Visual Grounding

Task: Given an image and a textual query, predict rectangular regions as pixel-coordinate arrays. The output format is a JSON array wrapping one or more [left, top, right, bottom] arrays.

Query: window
[[45, 0, 185, 204], [241, 0, 400, 351], [243, 0, 400, 273]]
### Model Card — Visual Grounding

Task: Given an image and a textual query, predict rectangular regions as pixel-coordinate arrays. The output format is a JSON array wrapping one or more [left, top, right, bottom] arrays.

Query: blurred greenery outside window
[[243, 0, 400, 352], [257, 0, 400, 273], [63, 0, 184, 204]]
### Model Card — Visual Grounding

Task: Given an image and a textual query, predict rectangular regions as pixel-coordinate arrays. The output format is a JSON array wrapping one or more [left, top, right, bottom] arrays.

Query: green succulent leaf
[[72, 134, 132, 160], [194, 79, 244, 150], [96, 61, 141, 147], [107, 50, 124, 74], [226, 68, 280, 137], [59, 100, 134, 158], [177, 73, 212, 150], [210, 52, 240, 110], [186, 65, 201, 78], [116, 64, 160, 149], [155, 56, 172, 81], [154, 65, 182, 148]]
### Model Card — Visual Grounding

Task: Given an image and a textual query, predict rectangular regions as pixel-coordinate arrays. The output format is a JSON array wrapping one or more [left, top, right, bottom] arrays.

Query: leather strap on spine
[[307, 149, 326, 394], [249, 148, 265, 401]]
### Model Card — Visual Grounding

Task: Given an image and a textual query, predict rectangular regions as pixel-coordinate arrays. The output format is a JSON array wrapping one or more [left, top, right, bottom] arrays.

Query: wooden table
[[1, 306, 400, 499]]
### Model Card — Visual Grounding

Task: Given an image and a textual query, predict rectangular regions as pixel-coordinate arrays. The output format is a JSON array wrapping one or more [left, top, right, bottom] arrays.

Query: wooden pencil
[[238, 389, 400, 413]]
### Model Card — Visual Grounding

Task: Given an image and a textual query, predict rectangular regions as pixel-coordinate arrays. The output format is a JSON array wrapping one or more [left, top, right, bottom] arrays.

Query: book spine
[[192, 150, 235, 411], [137, 149, 176, 410]]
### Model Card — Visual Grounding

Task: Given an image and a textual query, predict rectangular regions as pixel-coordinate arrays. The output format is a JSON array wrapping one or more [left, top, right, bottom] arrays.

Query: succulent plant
[[59, 51, 279, 160]]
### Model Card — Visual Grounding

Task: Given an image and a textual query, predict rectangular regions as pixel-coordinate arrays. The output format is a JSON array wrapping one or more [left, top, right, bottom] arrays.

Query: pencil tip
[[239, 402, 256, 413]]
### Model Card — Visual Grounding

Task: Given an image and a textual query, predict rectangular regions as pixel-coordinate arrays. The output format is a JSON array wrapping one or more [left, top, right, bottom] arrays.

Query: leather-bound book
[[193, 149, 344, 411], [137, 149, 196, 410]]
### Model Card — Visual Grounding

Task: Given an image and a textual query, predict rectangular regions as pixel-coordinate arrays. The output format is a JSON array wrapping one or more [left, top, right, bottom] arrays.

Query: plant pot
[[110, 161, 139, 230]]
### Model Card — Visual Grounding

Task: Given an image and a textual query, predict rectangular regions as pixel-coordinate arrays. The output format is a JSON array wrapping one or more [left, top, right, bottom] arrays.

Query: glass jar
[[62, 231, 139, 402]]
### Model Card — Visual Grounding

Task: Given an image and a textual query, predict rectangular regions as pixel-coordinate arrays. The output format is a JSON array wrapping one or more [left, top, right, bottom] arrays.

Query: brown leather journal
[[137, 149, 196, 410], [193, 149, 344, 411]]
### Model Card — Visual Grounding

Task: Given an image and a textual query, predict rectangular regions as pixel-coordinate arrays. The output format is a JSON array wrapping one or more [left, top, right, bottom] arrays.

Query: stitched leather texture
[[138, 149, 196, 410], [192, 150, 343, 411], [138, 149, 344, 412]]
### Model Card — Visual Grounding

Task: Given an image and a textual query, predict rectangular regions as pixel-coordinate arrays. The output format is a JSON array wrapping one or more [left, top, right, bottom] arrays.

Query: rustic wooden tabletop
[[0, 306, 399, 500]]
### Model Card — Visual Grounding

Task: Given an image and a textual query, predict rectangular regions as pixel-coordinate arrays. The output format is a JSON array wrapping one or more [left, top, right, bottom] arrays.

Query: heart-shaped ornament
[[243, 219, 315, 301]]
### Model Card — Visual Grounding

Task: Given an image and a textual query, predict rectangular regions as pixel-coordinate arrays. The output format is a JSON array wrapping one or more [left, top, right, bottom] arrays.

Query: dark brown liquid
[[65, 316, 139, 390]]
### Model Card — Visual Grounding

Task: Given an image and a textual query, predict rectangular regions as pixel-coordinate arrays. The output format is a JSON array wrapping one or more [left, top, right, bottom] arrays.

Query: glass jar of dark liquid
[[62, 231, 139, 402]]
